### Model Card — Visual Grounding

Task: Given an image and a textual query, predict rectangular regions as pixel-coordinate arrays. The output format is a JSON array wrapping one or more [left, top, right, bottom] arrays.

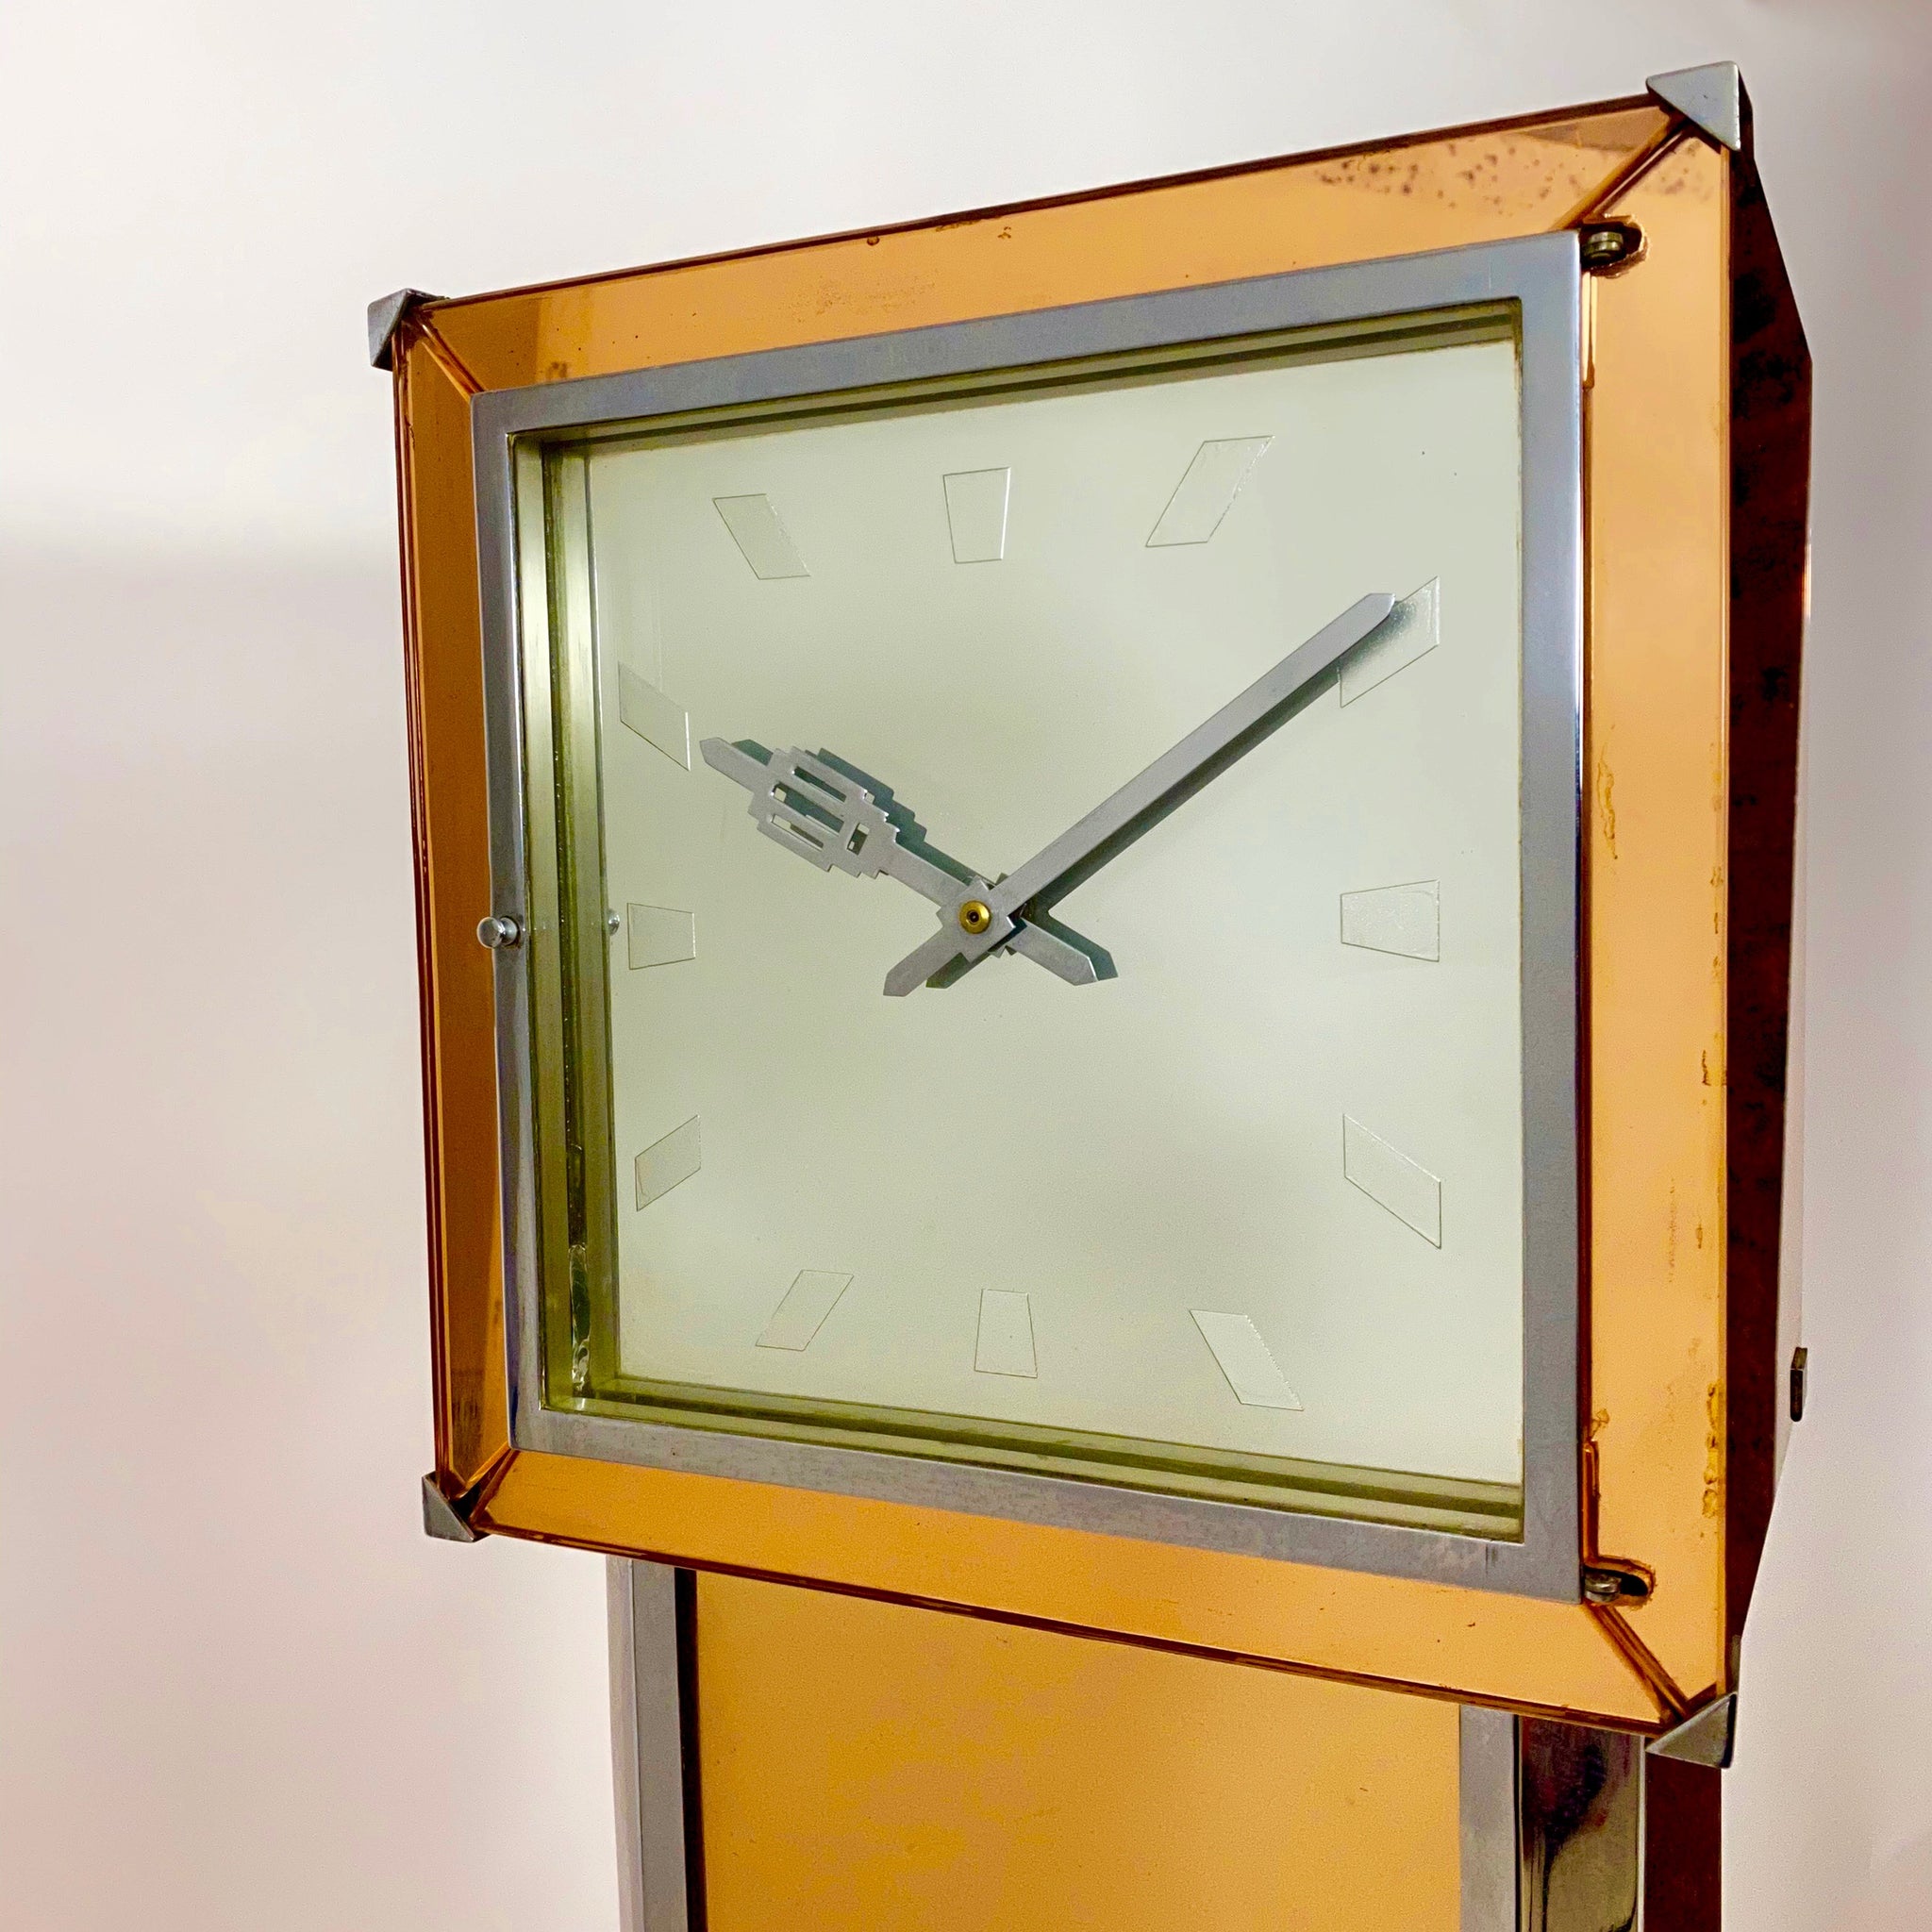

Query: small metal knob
[[606, 908, 622, 937], [958, 899, 992, 935], [476, 913, 524, 950]]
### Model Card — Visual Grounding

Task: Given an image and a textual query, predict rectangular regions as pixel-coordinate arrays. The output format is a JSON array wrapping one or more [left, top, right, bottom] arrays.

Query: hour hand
[[698, 739, 1112, 991], [700, 739, 960, 903]]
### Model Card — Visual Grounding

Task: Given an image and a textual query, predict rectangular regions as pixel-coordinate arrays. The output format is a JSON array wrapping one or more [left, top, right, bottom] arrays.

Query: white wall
[[3, 4, 1926, 1926]]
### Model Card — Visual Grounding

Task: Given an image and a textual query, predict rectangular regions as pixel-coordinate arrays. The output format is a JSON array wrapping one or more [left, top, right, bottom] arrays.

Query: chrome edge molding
[[1460, 1707, 1519, 1932], [608, 1559, 699, 1932]]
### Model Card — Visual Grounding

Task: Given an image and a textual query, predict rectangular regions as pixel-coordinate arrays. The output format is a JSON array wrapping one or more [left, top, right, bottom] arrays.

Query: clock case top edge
[[468, 230, 1589, 1603]]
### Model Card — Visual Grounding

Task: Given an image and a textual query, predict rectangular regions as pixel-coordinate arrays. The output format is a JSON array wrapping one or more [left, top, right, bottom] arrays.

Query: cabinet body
[[390, 73, 1804, 1929]]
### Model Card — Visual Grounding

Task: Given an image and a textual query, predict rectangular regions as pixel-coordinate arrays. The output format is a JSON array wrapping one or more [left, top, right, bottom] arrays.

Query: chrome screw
[[1581, 1563, 1652, 1605], [476, 913, 524, 949], [1578, 223, 1641, 271]]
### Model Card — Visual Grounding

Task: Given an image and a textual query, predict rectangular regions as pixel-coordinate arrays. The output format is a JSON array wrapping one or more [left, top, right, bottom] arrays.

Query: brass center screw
[[958, 900, 992, 935]]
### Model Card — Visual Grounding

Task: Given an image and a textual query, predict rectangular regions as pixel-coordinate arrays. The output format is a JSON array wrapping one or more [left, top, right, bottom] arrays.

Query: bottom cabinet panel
[[691, 1571, 1460, 1932]]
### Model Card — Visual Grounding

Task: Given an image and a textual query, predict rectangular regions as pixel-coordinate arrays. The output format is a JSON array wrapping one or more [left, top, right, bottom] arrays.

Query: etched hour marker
[[1145, 436, 1272, 547], [757, 1270, 853, 1351], [712, 493, 810, 580], [1190, 1311, 1304, 1410], [634, 1116, 702, 1210], [942, 467, 1010, 563], [1341, 881, 1440, 960], [1340, 577, 1439, 704], [626, 904, 697, 970], [974, 1289, 1038, 1378], [618, 664, 691, 768], [1342, 1115, 1442, 1245]]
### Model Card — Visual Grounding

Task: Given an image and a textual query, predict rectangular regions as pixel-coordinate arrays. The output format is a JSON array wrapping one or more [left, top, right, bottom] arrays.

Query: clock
[[476, 235, 1584, 1593], [390, 76, 1809, 1738]]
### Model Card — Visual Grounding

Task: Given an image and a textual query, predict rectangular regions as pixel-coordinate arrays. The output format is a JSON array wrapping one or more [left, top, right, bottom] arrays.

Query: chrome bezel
[[472, 230, 1585, 1601]]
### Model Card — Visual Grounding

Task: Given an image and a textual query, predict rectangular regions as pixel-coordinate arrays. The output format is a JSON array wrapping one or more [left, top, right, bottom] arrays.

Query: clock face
[[521, 311, 1535, 1535]]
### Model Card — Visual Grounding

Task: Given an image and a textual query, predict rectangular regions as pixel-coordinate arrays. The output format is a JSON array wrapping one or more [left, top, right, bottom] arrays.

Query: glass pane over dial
[[525, 316, 1528, 1536]]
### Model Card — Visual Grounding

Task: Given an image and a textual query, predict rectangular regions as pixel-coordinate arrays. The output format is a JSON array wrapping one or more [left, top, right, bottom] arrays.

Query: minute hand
[[882, 593, 1395, 995]]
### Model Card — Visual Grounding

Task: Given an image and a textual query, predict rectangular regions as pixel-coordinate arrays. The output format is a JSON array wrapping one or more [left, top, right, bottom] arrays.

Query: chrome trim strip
[[1519, 1718, 1644, 1929], [608, 1559, 698, 1932], [1459, 1706, 1520, 1932]]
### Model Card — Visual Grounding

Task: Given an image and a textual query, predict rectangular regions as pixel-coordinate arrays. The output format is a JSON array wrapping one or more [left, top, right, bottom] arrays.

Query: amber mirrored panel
[[428, 102, 1669, 391], [392, 80, 1805, 1720]]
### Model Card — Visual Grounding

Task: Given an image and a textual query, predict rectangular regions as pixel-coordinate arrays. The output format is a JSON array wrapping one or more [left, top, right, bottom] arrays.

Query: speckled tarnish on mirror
[[422, 104, 1670, 392]]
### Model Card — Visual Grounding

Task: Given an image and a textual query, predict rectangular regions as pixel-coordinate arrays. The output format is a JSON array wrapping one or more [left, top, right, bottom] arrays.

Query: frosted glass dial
[[525, 319, 1527, 1533]]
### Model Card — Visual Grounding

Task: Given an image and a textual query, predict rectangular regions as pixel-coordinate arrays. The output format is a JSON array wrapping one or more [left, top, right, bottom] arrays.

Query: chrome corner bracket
[[1647, 1691, 1737, 1771], [369, 288, 443, 371], [420, 1471, 484, 1543], [1646, 61, 1748, 155]]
